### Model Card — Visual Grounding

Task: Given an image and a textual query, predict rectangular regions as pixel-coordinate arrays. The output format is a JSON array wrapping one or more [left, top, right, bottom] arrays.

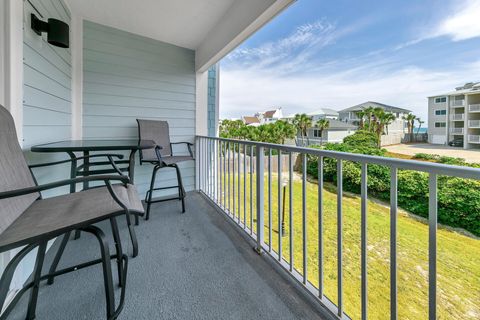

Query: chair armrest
[[154, 145, 164, 163], [29, 154, 124, 169], [170, 142, 194, 157], [0, 175, 130, 200]]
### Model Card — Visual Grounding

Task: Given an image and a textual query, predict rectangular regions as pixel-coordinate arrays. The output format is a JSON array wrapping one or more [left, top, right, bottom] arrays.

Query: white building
[[339, 101, 411, 146], [428, 82, 480, 149], [305, 119, 357, 144], [255, 108, 283, 123], [307, 108, 339, 121]]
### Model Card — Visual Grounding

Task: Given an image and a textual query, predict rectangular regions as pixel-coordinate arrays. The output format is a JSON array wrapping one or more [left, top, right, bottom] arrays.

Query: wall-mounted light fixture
[[31, 14, 69, 48]]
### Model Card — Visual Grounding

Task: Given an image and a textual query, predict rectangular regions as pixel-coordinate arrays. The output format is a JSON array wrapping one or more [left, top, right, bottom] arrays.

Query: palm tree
[[371, 109, 396, 147], [274, 120, 296, 144], [416, 118, 425, 135], [292, 113, 312, 146], [356, 110, 366, 129], [363, 106, 375, 129], [402, 113, 417, 142], [315, 118, 330, 145]]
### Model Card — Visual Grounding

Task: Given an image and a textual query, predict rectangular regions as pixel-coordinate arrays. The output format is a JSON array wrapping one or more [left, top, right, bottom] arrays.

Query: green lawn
[[218, 171, 480, 320]]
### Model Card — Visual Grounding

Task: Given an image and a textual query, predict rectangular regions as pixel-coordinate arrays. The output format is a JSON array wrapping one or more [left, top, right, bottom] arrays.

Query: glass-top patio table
[[31, 139, 156, 257]]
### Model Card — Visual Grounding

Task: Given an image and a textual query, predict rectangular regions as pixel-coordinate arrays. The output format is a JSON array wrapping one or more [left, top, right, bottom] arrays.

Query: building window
[[434, 97, 447, 103], [313, 129, 323, 137], [435, 109, 446, 116], [435, 122, 446, 128]]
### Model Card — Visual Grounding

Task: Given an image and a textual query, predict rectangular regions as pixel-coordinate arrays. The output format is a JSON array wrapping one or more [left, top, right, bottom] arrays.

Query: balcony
[[450, 127, 464, 135], [470, 104, 480, 112], [468, 135, 480, 144], [469, 120, 480, 128], [7, 193, 324, 319], [450, 113, 465, 121], [451, 99, 465, 107]]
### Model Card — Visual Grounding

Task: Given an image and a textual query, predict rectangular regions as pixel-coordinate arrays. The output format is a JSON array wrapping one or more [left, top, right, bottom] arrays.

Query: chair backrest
[[0, 105, 39, 234], [136, 119, 172, 160]]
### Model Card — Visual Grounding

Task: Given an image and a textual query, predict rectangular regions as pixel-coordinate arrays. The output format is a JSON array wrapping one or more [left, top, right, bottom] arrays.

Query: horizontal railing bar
[[196, 136, 480, 179]]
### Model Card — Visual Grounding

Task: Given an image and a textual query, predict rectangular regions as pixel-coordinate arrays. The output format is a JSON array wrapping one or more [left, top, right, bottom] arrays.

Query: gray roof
[[315, 119, 356, 130], [307, 108, 339, 116], [339, 101, 411, 114]]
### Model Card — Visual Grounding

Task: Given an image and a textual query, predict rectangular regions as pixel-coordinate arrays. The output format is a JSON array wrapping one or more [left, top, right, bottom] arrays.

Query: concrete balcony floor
[[9, 192, 325, 320]]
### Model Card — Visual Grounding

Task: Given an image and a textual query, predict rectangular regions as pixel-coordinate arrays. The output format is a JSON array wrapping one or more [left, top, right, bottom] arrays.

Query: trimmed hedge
[[306, 132, 480, 236]]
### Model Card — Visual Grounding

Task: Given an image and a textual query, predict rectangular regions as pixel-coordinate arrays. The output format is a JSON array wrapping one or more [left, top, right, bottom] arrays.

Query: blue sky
[[219, 0, 480, 123]]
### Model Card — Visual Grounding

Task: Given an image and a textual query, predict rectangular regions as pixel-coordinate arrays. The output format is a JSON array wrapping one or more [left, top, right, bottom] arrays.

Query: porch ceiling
[[65, 0, 235, 50], [65, 0, 295, 71]]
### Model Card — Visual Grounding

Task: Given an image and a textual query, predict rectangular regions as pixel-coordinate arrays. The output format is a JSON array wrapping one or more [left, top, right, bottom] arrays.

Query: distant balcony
[[468, 120, 480, 128], [451, 99, 465, 107], [469, 104, 480, 112], [450, 128, 464, 135], [468, 135, 480, 143], [450, 113, 464, 121]]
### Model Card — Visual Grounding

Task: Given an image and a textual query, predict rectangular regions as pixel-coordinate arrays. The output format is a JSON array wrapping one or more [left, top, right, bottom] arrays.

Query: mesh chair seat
[[0, 184, 144, 252], [142, 155, 193, 165]]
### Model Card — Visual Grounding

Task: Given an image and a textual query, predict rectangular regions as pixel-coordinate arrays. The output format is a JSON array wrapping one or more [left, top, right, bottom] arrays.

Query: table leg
[[67, 151, 77, 193], [128, 151, 140, 226], [83, 151, 90, 190]]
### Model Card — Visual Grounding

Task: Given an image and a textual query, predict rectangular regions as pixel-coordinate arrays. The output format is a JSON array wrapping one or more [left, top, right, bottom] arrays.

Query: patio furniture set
[[0, 105, 193, 319]]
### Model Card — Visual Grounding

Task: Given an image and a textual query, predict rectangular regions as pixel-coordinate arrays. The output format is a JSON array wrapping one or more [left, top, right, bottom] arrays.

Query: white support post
[[71, 15, 83, 140]]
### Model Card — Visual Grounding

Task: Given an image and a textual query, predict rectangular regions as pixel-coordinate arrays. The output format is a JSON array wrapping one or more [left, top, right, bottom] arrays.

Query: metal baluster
[[250, 146, 254, 235], [238, 143, 241, 223], [337, 159, 343, 317], [256, 146, 265, 253], [223, 141, 226, 210], [302, 154, 307, 284], [233, 143, 236, 219], [361, 163, 368, 320], [390, 167, 398, 320], [244, 144, 247, 229], [207, 139, 211, 197], [318, 156, 324, 298], [219, 141, 223, 207], [217, 140, 220, 203], [228, 142, 231, 215], [428, 173, 437, 320], [289, 152, 294, 272], [268, 148, 272, 252], [278, 150, 283, 261]]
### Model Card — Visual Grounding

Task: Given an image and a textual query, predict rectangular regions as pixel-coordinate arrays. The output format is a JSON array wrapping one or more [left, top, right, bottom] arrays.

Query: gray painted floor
[[9, 192, 325, 320]]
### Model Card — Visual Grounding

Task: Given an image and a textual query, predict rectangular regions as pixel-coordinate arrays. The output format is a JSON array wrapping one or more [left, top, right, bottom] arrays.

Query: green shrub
[[413, 153, 440, 161], [343, 130, 379, 148], [304, 138, 480, 236]]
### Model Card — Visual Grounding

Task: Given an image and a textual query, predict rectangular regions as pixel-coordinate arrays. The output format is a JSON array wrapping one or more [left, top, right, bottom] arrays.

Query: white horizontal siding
[[83, 21, 196, 197]]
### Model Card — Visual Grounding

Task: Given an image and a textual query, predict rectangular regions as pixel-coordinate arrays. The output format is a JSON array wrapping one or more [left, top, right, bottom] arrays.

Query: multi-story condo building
[[428, 82, 480, 149]]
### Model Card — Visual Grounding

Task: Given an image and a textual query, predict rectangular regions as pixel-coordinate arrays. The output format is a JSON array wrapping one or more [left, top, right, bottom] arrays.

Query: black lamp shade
[[31, 14, 69, 48], [47, 18, 69, 48]]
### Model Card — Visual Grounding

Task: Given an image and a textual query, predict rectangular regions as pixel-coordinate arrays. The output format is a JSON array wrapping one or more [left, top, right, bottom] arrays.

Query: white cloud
[[435, 0, 480, 41], [225, 19, 338, 75]]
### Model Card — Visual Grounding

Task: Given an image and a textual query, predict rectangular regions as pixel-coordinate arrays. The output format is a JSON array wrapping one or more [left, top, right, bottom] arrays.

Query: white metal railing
[[468, 135, 480, 143], [451, 99, 465, 107], [450, 113, 464, 121], [196, 136, 480, 320], [469, 104, 480, 112], [469, 120, 480, 128], [450, 127, 464, 134]]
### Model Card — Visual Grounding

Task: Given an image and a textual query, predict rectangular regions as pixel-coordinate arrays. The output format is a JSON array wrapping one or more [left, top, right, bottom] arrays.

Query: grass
[[216, 170, 480, 320]]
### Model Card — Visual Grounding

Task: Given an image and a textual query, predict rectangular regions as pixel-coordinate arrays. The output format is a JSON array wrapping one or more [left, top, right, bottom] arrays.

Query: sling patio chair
[[136, 119, 194, 219], [0, 105, 144, 320]]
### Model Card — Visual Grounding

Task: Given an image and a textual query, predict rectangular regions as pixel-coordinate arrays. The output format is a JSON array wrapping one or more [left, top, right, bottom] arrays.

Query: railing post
[[256, 145, 265, 253], [195, 137, 200, 191]]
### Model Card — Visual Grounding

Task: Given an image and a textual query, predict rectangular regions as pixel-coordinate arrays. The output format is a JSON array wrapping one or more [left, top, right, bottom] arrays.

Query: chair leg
[[0, 244, 38, 314], [26, 241, 47, 320], [80, 226, 117, 320], [173, 164, 186, 213], [145, 165, 160, 220], [47, 231, 72, 285], [110, 217, 124, 287]]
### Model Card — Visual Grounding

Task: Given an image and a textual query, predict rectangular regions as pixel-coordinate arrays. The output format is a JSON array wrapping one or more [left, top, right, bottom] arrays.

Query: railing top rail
[[196, 136, 480, 180]]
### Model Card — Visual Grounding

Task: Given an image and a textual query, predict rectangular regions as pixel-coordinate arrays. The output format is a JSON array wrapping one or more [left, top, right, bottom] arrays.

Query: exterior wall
[[82, 21, 196, 196], [306, 128, 355, 144], [428, 96, 448, 144], [23, 0, 72, 147]]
